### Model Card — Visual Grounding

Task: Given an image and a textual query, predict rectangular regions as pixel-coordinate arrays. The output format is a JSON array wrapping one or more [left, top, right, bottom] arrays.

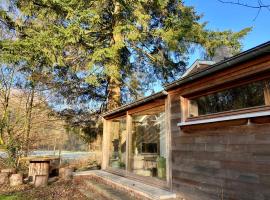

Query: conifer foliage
[[0, 0, 251, 110]]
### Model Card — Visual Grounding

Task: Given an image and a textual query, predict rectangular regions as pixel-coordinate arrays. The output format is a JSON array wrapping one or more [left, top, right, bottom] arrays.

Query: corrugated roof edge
[[164, 41, 270, 90], [101, 91, 168, 117]]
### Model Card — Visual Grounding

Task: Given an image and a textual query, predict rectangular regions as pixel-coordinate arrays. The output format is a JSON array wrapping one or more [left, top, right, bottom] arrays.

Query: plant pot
[[157, 157, 166, 179], [111, 161, 121, 169]]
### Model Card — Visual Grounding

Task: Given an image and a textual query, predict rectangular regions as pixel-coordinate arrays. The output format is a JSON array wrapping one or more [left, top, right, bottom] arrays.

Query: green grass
[[0, 195, 19, 200]]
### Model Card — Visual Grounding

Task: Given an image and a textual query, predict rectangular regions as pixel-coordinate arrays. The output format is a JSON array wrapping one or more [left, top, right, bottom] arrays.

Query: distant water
[[0, 150, 93, 160]]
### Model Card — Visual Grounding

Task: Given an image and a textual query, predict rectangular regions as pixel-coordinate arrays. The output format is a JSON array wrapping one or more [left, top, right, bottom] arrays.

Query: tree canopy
[[0, 0, 251, 112]]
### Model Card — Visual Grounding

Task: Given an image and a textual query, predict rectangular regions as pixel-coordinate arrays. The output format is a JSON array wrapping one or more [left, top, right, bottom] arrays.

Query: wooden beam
[[103, 111, 126, 120], [165, 96, 173, 190], [127, 99, 165, 115]]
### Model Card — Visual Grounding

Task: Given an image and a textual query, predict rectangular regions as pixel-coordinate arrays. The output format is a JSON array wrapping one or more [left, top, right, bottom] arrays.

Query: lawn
[[0, 195, 19, 200]]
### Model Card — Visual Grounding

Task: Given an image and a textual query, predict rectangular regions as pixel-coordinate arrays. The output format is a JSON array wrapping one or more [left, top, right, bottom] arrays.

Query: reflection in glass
[[189, 80, 270, 117], [130, 106, 166, 180], [109, 117, 127, 169]]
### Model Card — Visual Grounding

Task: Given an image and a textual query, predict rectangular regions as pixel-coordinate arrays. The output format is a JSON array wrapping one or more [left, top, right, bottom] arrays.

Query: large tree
[[0, 0, 251, 112]]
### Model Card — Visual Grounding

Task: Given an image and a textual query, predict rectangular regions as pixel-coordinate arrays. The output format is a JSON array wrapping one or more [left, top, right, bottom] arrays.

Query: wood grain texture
[[168, 55, 270, 199], [171, 123, 270, 200], [28, 162, 49, 183]]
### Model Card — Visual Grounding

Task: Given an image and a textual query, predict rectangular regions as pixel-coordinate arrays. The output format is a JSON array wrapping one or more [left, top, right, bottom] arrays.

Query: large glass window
[[189, 80, 270, 117], [109, 116, 127, 170], [130, 106, 166, 180]]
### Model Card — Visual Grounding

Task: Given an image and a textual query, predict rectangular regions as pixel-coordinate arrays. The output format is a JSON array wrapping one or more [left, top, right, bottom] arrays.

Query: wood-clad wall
[[173, 123, 270, 200], [168, 55, 270, 200], [169, 93, 270, 200]]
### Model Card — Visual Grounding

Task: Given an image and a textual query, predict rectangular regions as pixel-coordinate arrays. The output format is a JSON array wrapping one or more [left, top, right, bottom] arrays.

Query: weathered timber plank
[[173, 182, 217, 200], [172, 150, 253, 162], [173, 172, 268, 200]]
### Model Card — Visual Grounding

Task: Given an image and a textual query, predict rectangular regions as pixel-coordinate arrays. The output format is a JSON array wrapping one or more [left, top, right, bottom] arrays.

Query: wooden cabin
[[101, 41, 270, 200]]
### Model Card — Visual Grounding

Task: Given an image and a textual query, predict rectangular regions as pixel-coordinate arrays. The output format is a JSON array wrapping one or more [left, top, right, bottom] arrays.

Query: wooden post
[[102, 118, 111, 169], [165, 95, 173, 191], [126, 113, 132, 172], [180, 96, 189, 122], [59, 167, 74, 180], [101, 118, 107, 170], [28, 161, 49, 183]]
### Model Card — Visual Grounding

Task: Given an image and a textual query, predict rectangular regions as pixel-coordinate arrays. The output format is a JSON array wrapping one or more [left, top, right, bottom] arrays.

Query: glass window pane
[[130, 106, 166, 180], [189, 80, 269, 117], [109, 117, 127, 169]]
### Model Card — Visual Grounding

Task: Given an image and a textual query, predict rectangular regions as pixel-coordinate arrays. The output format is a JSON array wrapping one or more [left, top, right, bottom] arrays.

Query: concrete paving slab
[[74, 170, 176, 200]]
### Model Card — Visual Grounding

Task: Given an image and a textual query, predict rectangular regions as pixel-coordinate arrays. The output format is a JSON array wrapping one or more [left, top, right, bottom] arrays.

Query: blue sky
[[185, 0, 270, 64]]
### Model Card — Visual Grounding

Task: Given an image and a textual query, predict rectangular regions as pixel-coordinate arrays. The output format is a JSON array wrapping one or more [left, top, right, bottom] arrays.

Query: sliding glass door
[[129, 106, 166, 180], [107, 105, 167, 182], [108, 116, 127, 170]]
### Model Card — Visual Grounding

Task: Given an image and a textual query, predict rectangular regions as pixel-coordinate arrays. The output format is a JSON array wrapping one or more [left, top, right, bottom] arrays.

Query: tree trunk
[[34, 175, 48, 187], [9, 173, 23, 186], [0, 172, 9, 185], [0, 68, 15, 145], [59, 167, 74, 180], [24, 85, 35, 156], [28, 161, 49, 183], [107, 78, 121, 110], [107, 1, 122, 110], [53, 137, 57, 155]]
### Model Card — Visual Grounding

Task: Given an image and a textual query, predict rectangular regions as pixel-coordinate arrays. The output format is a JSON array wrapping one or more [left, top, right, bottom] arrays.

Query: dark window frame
[[184, 77, 270, 122]]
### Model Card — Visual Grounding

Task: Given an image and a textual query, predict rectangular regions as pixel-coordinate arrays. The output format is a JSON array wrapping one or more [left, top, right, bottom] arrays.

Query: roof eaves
[[101, 91, 167, 118], [165, 41, 270, 90], [101, 41, 270, 118]]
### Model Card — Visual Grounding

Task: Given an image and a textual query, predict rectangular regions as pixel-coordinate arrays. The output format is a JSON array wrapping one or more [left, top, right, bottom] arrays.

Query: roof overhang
[[101, 91, 168, 118], [101, 41, 270, 119], [165, 41, 270, 91]]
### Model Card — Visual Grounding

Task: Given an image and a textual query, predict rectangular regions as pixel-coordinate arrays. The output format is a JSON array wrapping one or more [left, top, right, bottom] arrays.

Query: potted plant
[[156, 156, 166, 179]]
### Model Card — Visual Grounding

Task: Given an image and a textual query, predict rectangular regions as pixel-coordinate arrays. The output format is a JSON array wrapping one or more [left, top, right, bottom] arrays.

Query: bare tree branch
[[253, 7, 262, 20], [217, 0, 270, 20], [217, 0, 270, 9]]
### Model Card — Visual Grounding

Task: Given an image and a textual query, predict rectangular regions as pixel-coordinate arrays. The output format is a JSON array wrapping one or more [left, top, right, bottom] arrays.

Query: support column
[[165, 96, 172, 190], [126, 113, 132, 172], [102, 118, 111, 170]]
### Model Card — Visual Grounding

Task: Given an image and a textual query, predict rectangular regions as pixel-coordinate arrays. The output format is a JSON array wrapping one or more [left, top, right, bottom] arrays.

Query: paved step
[[78, 188, 103, 200], [74, 170, 176, 200], [83, 179, 135, 200]]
